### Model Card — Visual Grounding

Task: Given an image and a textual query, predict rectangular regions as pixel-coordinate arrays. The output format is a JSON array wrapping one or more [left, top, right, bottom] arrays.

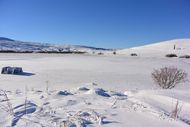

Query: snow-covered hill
[[117, 39, 190, 57], [0, 37, 110, 53]]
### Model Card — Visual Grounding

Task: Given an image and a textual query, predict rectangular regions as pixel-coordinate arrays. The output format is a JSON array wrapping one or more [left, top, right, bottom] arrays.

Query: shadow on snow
[[12, 102, 37, 126]]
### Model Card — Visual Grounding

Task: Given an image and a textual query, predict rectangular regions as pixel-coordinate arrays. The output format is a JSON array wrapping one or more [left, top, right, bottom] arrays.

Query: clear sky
[[0, 0, 190, 48]]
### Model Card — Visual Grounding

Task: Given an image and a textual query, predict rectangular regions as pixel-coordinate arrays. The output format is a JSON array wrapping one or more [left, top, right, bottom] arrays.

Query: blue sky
[[0, 0, 190, 48]]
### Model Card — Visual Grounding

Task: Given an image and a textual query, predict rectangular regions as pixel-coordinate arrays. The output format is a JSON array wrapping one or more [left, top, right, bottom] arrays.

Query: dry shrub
[[152, 67, 187, 89], [0, 90, 14, 115], [170, 100, 183, 119], [131, 53, 137, 56], [165, 54, 178, 58], [179, 55, 190, 59]]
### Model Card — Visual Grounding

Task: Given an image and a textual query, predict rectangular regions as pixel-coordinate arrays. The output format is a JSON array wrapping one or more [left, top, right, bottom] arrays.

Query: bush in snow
[[179, 55, 190, 59], [165, 54, 177, 58], [151, 67, 187, 89], [131, 53, 137, 56], [98, 52, 104, 55]]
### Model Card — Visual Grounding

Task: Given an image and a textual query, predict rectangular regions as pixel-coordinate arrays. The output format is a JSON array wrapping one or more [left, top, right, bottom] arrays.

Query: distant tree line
[[0, 50, 86, 54]]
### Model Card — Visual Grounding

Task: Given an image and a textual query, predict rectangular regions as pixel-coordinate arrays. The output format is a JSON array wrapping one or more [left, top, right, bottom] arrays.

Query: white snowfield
[[117, 39, 190, 57], [0, 39, 190, 127]]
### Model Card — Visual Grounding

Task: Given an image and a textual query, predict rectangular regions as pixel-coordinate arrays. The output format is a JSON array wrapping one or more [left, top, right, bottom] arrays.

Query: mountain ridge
[[0, 37, 110, 53]]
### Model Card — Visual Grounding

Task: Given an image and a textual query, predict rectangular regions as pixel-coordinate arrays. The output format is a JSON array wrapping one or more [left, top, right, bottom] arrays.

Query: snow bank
[[0, 84, 190, 127]]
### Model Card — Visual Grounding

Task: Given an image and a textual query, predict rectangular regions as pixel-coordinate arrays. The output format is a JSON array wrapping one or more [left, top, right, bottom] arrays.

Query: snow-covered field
[[0, 39, 190, 127], [118, 39, 190, 57]]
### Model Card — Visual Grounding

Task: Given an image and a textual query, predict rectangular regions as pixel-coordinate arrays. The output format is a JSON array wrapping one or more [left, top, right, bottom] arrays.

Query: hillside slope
[[118, 39, 190, 57]]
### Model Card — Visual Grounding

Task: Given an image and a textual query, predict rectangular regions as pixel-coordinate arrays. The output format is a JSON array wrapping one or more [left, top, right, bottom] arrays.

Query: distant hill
[[0, 37, 15, 41], [117, 39, 190, 57], [0, 37, 111, 54]]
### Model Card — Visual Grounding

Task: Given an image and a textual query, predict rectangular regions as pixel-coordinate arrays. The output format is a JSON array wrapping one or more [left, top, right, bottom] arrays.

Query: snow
[[1, 84, 190, 127], [117, 39, 190, 57], [0, 39, 190, 127], [0, 53, 189, 91]]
